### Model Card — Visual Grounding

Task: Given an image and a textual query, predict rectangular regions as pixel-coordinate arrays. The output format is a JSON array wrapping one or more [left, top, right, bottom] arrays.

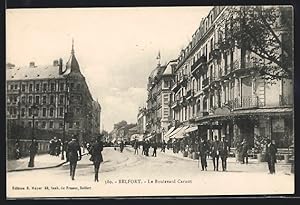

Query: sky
[[6, 7, 212, 132]]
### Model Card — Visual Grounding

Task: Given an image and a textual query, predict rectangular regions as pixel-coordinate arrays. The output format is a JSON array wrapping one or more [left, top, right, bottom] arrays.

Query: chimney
[[29, 61, 35, 68], [53, 60, 59, 66], [58, 58, 63, 75]]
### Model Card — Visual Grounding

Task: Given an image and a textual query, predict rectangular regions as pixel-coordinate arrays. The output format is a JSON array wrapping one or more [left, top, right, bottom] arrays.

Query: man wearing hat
[[220, 135, 229, 171], [66, 135, 82, 180]]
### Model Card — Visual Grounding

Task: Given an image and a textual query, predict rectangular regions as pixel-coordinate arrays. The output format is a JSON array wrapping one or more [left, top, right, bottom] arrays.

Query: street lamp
[[28, 104, 38, 167]]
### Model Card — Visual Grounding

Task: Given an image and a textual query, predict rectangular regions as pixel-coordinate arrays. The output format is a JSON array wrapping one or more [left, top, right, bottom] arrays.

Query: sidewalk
[[7, 154, 67, 172]]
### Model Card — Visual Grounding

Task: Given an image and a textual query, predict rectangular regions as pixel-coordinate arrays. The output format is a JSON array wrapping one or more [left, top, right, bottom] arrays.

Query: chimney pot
[[53, 60, 59, 66], [29, 62, 35, 67]]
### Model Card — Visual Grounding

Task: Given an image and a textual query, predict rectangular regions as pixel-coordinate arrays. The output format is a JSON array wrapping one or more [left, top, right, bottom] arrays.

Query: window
[[59, 107, 63, 116], [14, 84, 18, 89], [28, 108, 32, 116], [43, 83, 47, 91], [59, 122, 63, 128], [59, 83, 64, 91], [35, 96, 40, 104], [29, 96, 33, 104], [59, 95, 64, 104], [10, 84, 13, 90], [21, 96, 26, 103], [51, 83, 55, 91], [35, 121, 39, 128], [28, 121, 32, 127], [76, 95, 81, 102], [41, 121, 46, 128], [70, 83, 74, 90], [69, 122, 73, 128], [77, 84, 81, 90], [21, 84, 26, 92], [76, 107, 80, 114], [21, 108, 25, 117], [29, 84, 33, 92], [50, 108, 54, 117], [49, 121, 54, 128], [42, 96, 47, 104], [75, 121, 80, 128], [36, 83, 40, 92], [42, 108, 47, 117], [50, 95, 55, 104]]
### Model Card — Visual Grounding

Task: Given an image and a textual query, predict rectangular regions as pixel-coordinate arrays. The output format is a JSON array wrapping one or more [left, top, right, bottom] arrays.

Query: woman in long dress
[[89, 135, 104, 182]]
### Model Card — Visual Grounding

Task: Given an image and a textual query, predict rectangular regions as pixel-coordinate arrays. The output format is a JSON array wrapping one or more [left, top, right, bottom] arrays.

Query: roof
[[6, 64, 69, 81], [162, 60, 176, 75]]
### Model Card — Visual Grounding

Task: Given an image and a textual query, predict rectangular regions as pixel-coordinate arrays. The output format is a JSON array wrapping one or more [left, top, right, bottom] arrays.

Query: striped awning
[[164, 127, 175, 138], [184, 126, 198, 133], [173, 126, 190, 139], [169, 127, 184, 139]]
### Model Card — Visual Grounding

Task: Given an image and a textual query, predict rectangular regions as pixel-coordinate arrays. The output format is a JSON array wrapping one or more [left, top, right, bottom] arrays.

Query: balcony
[[179, 74, 188, 86], [171, 80, 181, 93], [180, 96, 187, 106], [171, 99, 180, 109], [202, 78, 210, 88], [208, 49, 221, 61], [191, 55, 207, 72], [279, 95, 293, 106], [186, 90, 195, 100], [228, 96, 260, 110]]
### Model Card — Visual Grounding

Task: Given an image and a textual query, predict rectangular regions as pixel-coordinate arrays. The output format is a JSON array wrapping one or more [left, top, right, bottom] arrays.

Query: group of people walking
[[132, 139, 161, 157], [49, 137, 62, 156], [65, 134, 104, 182]]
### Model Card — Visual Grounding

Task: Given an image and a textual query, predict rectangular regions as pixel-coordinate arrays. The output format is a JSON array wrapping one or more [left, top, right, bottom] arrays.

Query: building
[[137, 107, 147, 134], [166, 6, 293, 150], [6, 42, 101, 144], [146, 60, 177, 142]]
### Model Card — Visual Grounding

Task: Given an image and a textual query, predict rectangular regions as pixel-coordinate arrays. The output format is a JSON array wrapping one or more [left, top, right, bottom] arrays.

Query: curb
[[7, 153, 88, 173]]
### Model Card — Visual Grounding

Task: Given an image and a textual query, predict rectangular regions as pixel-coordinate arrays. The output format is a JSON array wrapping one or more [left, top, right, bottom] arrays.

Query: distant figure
[[28, 138, 38, 167], [142, 141, 146, 155], [220, 136, 229, 171], [145, 140, 150, 156], [89, 135, 104, 182], [266, 139, 277, 174], [56, 138, 62, 156], [15, 139, 21, 160], [161, 140, 166, 152], [211, 136, 221, 171], [120, 141, 125, 153], [134, 139, 139, 155], [199, 138, 209, 171], [67, 136, 82, 180], [241, 138, 249, 164], [49, 137, 56, 156], [152, 141, 157, 157]]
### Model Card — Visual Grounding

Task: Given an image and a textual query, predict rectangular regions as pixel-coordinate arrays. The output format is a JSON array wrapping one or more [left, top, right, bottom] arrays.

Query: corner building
[[6, 43, 101, 143]]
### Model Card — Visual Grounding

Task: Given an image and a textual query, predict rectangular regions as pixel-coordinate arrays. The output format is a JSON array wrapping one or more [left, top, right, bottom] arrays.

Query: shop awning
[[173, 126, 189, 139], [169, 127, 184, 139], [164, 127, 175, 138], [184, 126, 198, 133]]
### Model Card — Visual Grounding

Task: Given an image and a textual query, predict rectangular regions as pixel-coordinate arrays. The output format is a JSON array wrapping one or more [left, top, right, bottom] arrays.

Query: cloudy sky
[[6, 7, 212, 132]]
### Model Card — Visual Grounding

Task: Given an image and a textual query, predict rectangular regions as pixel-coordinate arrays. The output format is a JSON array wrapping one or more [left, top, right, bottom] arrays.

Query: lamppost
[[162, 127, 165, 143], [28, 104, 38, 167], [62, 77, 70, 160]]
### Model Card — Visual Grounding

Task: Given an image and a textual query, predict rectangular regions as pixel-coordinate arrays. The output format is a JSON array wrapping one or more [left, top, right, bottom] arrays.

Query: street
[[7, 147, 294, 198]]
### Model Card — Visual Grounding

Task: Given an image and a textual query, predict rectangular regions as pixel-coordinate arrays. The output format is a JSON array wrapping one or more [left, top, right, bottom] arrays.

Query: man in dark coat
[[120, 140, 125, 153], [89, 135, 104, 182], [199, 138, 209, 171], [134, 139, 139, 155], [66, 136, 82, 180], [266, 139, 277, 174], [152, 141, 157, 157], [220, 136, 229, 171], [211, 136, 221, 171], [241, 138, 249, 164], [28, 138, 38, 167]]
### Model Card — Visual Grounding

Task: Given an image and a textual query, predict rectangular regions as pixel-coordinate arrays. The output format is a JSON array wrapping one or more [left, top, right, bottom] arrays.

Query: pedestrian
[[15, 139, 21, 160], [120, 140, 124, 153], [89, 135, 104, 182], [152, 141, 157, 157], [134, 139, 139, 155], [56, 138, 62, 156], [199, 138, 209, 171], [211, 136, 221, 171], [266, 139, 277, 174], [241, 138, 249, 164], [145, 140, 150, 156], [62, 139, 69, 161], [28, 138, 38, 167], [66, 135, 82, 180], [161, 140, 166, 152], [220, 136, 229, 171], [49, 137, 55, 155]]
